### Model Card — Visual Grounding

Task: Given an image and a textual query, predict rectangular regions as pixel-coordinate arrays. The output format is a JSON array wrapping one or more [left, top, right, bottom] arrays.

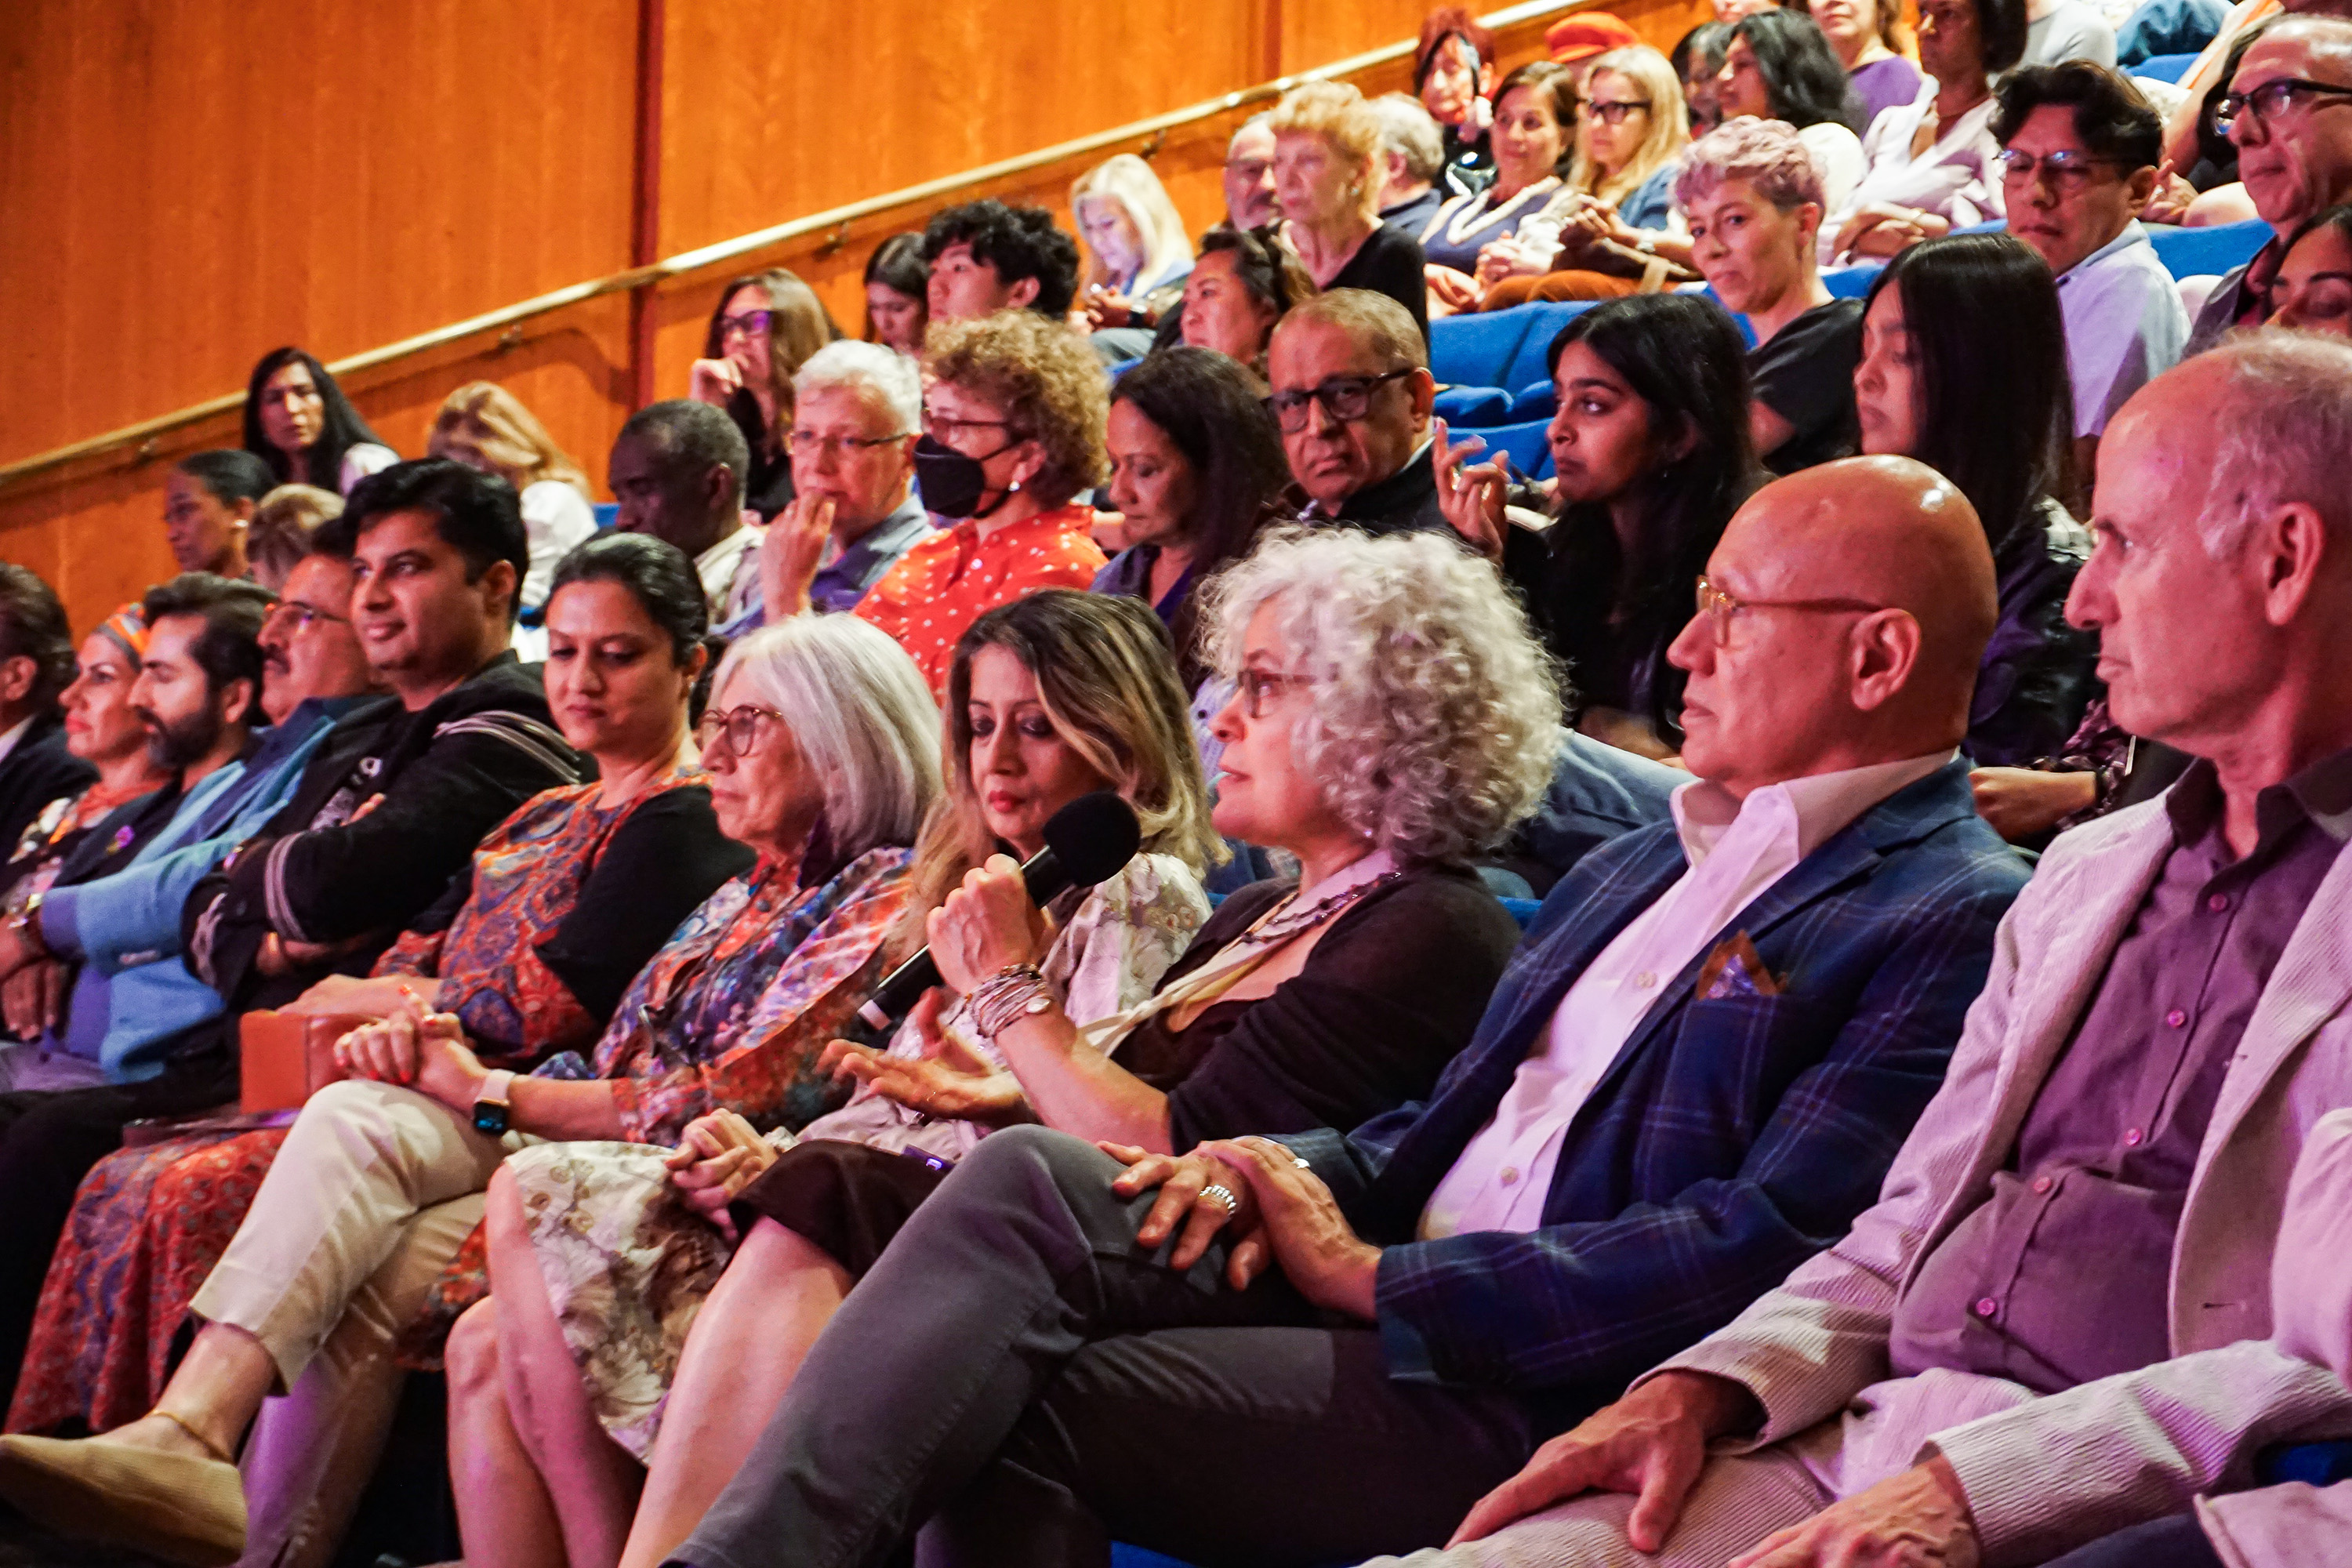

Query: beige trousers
[[187, 1077, 518, 1568]]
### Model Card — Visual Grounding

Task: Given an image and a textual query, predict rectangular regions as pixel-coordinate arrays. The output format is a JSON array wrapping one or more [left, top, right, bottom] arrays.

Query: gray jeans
[[677, 1124, 1537, 1568]]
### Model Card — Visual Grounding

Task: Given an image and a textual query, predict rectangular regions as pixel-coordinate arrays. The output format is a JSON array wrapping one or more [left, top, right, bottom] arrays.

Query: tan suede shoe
[[0, 1432, 247, 1567]]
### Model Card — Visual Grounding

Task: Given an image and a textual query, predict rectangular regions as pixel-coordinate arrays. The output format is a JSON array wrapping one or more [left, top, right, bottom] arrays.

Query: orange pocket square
[[1696, 931, 1783, 1000]]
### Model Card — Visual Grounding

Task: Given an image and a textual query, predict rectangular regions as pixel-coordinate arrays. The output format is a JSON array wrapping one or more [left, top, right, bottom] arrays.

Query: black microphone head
[[1040, 791, 1142, 887]]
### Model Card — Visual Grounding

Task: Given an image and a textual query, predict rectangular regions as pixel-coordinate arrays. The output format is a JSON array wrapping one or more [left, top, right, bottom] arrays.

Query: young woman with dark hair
[[1436, 291, 1764, 757], [240, 348, 399, 496], [1854, 233, 2097, 775], [689, 268, 844, 518], [1716, 9, 1871, 209], [1094, 347, 1289, 695], [860, 234, 930, 358]]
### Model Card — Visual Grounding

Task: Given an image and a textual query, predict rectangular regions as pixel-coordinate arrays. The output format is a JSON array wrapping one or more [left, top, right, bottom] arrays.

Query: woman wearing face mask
[[1435, 293, 1763, 758], [240, 349, 399, 497], [1853, 235, 2097, 802], [849, 310, 1111, 697], [1419, 62, 1577, 317], [445, 591, 1222, 1568]]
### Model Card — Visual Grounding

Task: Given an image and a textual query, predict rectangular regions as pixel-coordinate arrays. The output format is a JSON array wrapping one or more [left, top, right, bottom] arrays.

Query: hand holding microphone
[[858, 792, 1141, 1032]]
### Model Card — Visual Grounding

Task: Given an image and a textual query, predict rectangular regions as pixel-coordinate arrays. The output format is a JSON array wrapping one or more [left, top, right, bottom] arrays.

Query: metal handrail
[[0, 0, 1595, 493]]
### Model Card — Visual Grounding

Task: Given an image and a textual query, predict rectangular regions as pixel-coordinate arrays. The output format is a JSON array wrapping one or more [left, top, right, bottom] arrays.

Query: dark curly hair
[[920, 200, 1081, 319]]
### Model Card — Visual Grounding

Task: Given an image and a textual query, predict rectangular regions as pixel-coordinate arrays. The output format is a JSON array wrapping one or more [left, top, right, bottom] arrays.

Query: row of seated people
[[0, 320, 2349, 1568]]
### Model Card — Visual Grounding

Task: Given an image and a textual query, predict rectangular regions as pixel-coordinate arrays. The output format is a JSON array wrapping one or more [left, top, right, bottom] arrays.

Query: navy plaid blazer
[[1279, 760, 2029, 1431]]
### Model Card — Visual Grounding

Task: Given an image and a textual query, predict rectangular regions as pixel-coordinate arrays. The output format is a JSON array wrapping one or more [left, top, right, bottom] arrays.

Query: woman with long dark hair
[[860, 234, 929, 358], [1715, 9, 1870, 209], [1437, 292, 1762, 757], [1854, 233, 2096, 771], [1094, 347, 1288, 695], [688, 267, 844, 517], [240, 348, 398, 495]]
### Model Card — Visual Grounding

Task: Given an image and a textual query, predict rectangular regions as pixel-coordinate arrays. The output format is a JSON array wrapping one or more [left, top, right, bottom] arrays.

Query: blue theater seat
[[2147, 218, 2270, 279], [2132, 50, 2201, 84], [1430, 309, 1540, 388], [1506, 378, 1556, 423], [1823, 260, 1886, 299], [1434, 384, 1513, 426], [592, 503, 619, 529]]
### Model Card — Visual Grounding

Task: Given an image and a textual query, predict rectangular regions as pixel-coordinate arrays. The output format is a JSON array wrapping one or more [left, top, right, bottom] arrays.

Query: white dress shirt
[[1417, 750, 1954, 1240], [695, 524, 764, 625], [2056, 220, 2189, 437], [1825, 85, 2006, 263], [0, 715, 32, 771]]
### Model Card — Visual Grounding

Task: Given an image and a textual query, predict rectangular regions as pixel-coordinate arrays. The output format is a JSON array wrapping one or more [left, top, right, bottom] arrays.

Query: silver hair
[[711, 615, 942, 858], [1370, 93, 1446, 184], [2195, 329, 2352, 557], [1198, 528, 1560, 865], [792, 339, 922, 436]]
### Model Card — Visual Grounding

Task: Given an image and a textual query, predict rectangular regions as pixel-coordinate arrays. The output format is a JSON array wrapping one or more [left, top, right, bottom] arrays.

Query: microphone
[[856, 791, 1142, 1032]]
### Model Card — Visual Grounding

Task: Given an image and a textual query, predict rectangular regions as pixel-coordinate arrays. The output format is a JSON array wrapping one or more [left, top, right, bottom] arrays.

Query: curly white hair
[[1197, 527, 1561, 865]]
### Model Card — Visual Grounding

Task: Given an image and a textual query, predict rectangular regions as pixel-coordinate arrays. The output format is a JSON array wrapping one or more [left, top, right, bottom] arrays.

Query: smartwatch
[[472, 1069, 517, 1137]]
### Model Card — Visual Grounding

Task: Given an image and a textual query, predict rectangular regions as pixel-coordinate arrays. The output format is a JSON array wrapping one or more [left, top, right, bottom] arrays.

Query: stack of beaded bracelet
[[968, 963, 1055, 1039]]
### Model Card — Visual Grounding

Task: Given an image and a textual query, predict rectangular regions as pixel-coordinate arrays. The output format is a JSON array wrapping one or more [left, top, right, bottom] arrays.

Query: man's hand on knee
[[1448, 1370, 1761, 1551], [1728, 1455, 1979, 1568]]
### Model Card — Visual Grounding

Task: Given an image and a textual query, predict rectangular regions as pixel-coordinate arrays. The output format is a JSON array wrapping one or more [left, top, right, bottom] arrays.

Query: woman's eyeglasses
[[1584, 100, 1650, 125], [717, 309, 775, 341], [697, 704, 788, 758]]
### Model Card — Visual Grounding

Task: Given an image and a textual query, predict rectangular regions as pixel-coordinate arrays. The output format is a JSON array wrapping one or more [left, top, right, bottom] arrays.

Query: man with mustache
[[0, 564, 379, 1406]]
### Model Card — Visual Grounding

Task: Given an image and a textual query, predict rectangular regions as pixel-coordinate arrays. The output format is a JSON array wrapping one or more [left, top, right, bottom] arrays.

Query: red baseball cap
[[1545, 13, 1642, 64]]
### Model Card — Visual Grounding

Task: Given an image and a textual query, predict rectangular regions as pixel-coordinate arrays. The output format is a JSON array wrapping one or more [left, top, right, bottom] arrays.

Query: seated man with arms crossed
[[660, 455, 2032, 1568], [1413, 332, 2352, 1568]]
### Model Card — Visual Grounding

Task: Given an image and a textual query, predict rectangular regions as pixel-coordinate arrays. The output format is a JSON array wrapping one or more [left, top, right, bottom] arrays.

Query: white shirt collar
[[0, 714, 31, 770], [1669, 750, 1956, 866], [2056, 220, 2150, 285]]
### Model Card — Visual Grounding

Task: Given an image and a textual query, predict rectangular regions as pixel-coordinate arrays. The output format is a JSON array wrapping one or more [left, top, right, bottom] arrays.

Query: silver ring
[[1199, 1183, 1239, 1216], [1292, 1156, 1310, 1170]]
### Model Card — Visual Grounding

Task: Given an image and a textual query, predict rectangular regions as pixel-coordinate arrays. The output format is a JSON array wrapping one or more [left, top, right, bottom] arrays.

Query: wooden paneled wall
[[1, 0, 1708, 632]]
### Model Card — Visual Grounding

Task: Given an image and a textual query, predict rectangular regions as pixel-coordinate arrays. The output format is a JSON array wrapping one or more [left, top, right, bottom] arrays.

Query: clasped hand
[[332, 992, 485, 1114], [666, 1106, 778, 1243], [1105, 1135, 1381, 1319]]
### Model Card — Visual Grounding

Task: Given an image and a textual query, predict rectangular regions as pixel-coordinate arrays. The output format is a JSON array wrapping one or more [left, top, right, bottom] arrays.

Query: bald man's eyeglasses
[[1693, 576, 1889, 646], [2216, 78, 2352, 135], [1264, 369, 1414, 434]]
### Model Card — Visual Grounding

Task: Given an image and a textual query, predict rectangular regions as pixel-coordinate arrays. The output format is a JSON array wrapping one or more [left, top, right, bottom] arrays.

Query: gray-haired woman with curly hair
[[530, 527, 1559, 1568]]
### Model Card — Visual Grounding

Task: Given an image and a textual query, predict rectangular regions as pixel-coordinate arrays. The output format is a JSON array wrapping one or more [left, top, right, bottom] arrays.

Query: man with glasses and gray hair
[[2187, 13, 2352, 352], [724, 340, 931, 630], [1267, 289, 1451, 535]]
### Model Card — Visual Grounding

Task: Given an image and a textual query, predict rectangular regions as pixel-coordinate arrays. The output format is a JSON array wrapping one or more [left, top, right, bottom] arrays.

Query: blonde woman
[[445, 590, 1219, 1568], [1481, 46, 1700, 305], [1269, 81, 1431, 341], [688, 267, 843, 518], [427, 382, 598, 652], [1070, 153, 1196, 338]]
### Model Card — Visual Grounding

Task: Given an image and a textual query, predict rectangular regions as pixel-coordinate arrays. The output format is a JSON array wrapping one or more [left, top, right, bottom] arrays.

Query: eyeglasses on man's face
[[696, 704, 788, 758], [785, 430, 915, 459], [1263, 368, 1414, 434], [2216, 77, 2352, 136], [1996, 147, 2121, 192], [1692, 575, 1890, 646], [264, 601, 350, 636]]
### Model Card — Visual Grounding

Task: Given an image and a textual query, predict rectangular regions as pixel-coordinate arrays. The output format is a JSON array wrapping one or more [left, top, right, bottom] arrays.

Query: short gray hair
[[712, 615, 942, 859], [1370, 93, 1446, 184], [1274, 289, 1429, 373], [793, 339, 921, 435], [2198, 329, 2352, 557], [1198, 528, 1559, 865]]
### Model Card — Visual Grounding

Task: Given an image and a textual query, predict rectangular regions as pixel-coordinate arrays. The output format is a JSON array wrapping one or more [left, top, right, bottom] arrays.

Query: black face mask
[[913, 434, 1014, 520]]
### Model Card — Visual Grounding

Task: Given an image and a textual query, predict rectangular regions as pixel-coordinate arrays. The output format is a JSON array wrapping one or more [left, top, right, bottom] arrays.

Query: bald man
[[1405, 333, 2352, 1568], [656, 459, 2031, 1568]]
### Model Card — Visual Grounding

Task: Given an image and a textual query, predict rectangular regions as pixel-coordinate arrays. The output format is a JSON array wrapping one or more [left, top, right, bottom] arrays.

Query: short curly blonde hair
[[1267, 81, 1385, 223], [923, 310, 1109, 506], [1198, 528, 1560, 866]]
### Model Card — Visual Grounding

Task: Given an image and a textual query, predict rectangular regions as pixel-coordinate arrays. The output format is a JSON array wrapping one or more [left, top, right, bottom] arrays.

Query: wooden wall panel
[[5, 0, 1708, 632]]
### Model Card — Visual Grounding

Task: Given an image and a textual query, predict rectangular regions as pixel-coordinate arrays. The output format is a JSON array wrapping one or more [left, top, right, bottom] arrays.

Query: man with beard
[[0, 564, 379, 1406]]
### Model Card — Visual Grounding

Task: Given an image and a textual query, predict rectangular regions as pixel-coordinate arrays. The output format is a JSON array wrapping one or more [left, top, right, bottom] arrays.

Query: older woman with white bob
[[1269, 81, 1432, 343], [0, 614, 941, 1568], [535, 527, 1560, 1568]]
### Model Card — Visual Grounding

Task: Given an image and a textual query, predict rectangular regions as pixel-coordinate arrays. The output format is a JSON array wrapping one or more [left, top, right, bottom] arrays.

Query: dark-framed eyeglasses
[[718, 309, 775, 340], [785, 430, 916, 458], [1996, 147, 2121, 191], [1263, 368, 1414, 434], [2216, 78, 2352, 135], [1236, 667, 1299, 718], [265, 601, 350, 635], [696, 704, 788, 758], [1693, 575, 1890, 646], [1585, 100, 1651, 125]]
